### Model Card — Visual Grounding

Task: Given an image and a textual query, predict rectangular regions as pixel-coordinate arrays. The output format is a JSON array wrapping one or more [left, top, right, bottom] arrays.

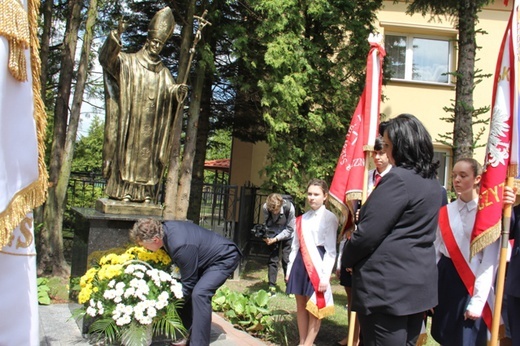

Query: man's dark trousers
[[180, 248, 241, 346], [267, 238, 292, 287]]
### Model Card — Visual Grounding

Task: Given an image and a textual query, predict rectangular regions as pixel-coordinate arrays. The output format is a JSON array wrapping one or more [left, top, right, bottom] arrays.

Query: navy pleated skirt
[[286, 246, 325, 297], [431, 255, 487, 346]]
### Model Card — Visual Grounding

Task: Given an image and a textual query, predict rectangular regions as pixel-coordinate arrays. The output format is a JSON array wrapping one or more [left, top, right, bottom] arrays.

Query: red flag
[[330, 35, 385, 226], [471, 4, 518, 258]]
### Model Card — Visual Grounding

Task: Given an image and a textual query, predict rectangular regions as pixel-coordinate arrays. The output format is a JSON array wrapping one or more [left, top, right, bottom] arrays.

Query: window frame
[[384, 31, 455, 86]]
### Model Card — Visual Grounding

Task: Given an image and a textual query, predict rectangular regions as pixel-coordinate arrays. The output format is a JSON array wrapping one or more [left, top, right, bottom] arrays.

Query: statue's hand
[[117, 18, 128, 37], [178, 84, 189, 100]]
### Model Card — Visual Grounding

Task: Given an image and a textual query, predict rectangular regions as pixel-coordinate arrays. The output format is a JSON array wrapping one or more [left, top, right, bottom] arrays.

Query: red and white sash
[[296, 216, 334, 319], [438, 205, 494, 331]]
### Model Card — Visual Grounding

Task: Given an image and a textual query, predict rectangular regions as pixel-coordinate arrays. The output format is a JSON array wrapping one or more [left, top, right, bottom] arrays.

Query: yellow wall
[[229, 138, 269, 187]]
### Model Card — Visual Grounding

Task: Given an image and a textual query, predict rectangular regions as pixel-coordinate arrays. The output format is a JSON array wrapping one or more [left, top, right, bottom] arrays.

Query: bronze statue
[[99, 7, 187, 204]]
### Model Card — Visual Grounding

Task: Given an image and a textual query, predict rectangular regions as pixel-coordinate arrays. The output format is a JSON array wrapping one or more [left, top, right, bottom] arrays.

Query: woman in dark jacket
[[342, 113, 443, 346]]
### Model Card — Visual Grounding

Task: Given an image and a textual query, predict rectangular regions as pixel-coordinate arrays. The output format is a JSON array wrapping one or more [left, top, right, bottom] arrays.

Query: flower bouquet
[[75, 247, 186, 346]]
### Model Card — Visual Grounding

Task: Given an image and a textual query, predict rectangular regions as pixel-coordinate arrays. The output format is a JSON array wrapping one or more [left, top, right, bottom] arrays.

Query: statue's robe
[[99, 31, 180, 202]]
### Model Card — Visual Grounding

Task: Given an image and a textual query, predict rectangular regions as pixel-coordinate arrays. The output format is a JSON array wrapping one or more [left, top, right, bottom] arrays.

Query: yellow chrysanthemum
[[97, 264, 123, 281], [78, 283, 93, 304], [80, 268, 98, 287], [99, 253, 117, 265], [137, 248, 171, 265], [118, 253, 133, 263]]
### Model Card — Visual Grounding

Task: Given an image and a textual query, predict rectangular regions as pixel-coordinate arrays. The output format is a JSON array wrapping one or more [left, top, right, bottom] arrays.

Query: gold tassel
[[470, 221, 501, 259], [0, 0, 48, 248], [0, 0, 30, 82]]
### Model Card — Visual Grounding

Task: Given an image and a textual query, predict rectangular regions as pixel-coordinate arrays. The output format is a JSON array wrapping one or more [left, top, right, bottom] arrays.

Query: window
[[434, 149, 451, 189], [385, 33, 453, 84]]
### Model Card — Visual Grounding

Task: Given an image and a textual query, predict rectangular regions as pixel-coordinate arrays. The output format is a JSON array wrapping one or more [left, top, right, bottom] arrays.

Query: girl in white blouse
[[432, 158, 498, 345], [286, 179, 338, 346]]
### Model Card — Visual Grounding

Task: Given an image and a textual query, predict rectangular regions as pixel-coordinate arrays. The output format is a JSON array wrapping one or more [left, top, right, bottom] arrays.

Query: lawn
[[221, 257, 441, 346]]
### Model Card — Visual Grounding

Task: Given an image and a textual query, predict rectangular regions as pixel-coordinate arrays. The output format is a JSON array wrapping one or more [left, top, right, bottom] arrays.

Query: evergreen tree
[[238, 0, 383, 202]]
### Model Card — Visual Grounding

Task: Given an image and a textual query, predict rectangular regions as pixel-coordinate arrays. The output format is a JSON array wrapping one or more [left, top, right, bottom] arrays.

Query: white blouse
[[434, 197, 499, 315], [287, 205, 338, 283]]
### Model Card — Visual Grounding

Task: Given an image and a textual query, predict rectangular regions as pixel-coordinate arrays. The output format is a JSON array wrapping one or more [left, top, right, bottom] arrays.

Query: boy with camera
[[261, 193, 296, 294]]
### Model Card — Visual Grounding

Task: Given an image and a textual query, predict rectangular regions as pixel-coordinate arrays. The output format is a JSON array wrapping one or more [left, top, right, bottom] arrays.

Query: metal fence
[[64, 173, 250, 259]]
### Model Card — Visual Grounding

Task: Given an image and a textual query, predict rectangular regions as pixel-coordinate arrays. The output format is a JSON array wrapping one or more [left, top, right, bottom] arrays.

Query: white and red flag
[[0, 0, 48, 345], [330, 34, 385, 225], [471, 1, 519, 258]]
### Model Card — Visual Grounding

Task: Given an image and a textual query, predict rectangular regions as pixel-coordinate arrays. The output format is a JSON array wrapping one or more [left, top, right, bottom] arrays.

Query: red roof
[[204, 159, 230, 172]]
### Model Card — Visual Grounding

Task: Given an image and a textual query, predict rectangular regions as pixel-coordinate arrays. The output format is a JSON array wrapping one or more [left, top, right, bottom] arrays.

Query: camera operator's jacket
[[262, 200, 296, 241]]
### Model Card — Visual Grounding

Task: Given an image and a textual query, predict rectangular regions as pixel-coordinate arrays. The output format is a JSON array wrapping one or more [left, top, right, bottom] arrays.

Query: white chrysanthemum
[[86, 306, 97, 317], [171, 282, 183, 299], [130, 277, 145, 288], [147, 306, 157, 318], [115, 281, 126, 290], [89, 299, 96, 307], [134, 302, 146, 316], [108, 279, 116, 288], [104, 289, 116, 300], [156, 299, 168, 310], [116, 314, 131, 326], [96, 301, 104, 315], [134, 271, 145, 279], [159, 271, 172, 282], [124, 287, 136, 298], [115, 286, 125, 298], [135, 283, 150, 300], [123, 305, 133, 315], [158, 291, 169, 302], [129, 264, 147, 272]]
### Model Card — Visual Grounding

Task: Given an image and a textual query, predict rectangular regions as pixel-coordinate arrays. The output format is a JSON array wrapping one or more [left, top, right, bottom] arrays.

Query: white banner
[[0, 214, 38, 345]]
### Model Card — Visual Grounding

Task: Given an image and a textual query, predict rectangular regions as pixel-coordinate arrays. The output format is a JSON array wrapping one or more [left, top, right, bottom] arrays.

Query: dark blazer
[[342, 166, 442, 316], [506, 206, 520, 298], [162, 221, 242, 298]]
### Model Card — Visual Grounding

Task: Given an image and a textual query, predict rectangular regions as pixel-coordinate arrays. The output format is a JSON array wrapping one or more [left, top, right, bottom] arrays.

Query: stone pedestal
[[70, 207, 163, 279]]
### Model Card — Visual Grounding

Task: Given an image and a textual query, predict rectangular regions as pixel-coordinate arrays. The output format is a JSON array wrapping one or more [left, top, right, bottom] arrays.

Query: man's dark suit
[[342, 166, 442, 345], [506, 206, 520, 345], [162, 221, 242, 346]]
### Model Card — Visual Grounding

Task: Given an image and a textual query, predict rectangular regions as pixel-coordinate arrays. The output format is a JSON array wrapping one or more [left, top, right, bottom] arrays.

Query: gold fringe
[[363, 145, 374, 151], [329, 197, 349, 225], [470, 220, 501, 259], [0, 0, 48, 248], [0, 0, 30, 81], [346, 191, 362, 201], [416, 332, 428, 346], [306, 299, 335, 319]]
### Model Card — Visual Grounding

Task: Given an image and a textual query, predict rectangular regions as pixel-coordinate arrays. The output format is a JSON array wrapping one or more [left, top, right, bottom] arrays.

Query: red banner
[[471, 5, 518, 257], [330, 36, 385, 228]]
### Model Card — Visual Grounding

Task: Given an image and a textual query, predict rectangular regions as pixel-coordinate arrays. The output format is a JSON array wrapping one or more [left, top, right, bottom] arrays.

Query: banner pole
[[489, 176, 514, 346]]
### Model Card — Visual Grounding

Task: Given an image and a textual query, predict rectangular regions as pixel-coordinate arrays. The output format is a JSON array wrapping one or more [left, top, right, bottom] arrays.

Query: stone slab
[[95, 197, 163, 216]]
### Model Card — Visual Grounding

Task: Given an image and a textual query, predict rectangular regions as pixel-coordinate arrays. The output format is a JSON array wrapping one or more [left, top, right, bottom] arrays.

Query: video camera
[[250, 224, 276, 239]]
